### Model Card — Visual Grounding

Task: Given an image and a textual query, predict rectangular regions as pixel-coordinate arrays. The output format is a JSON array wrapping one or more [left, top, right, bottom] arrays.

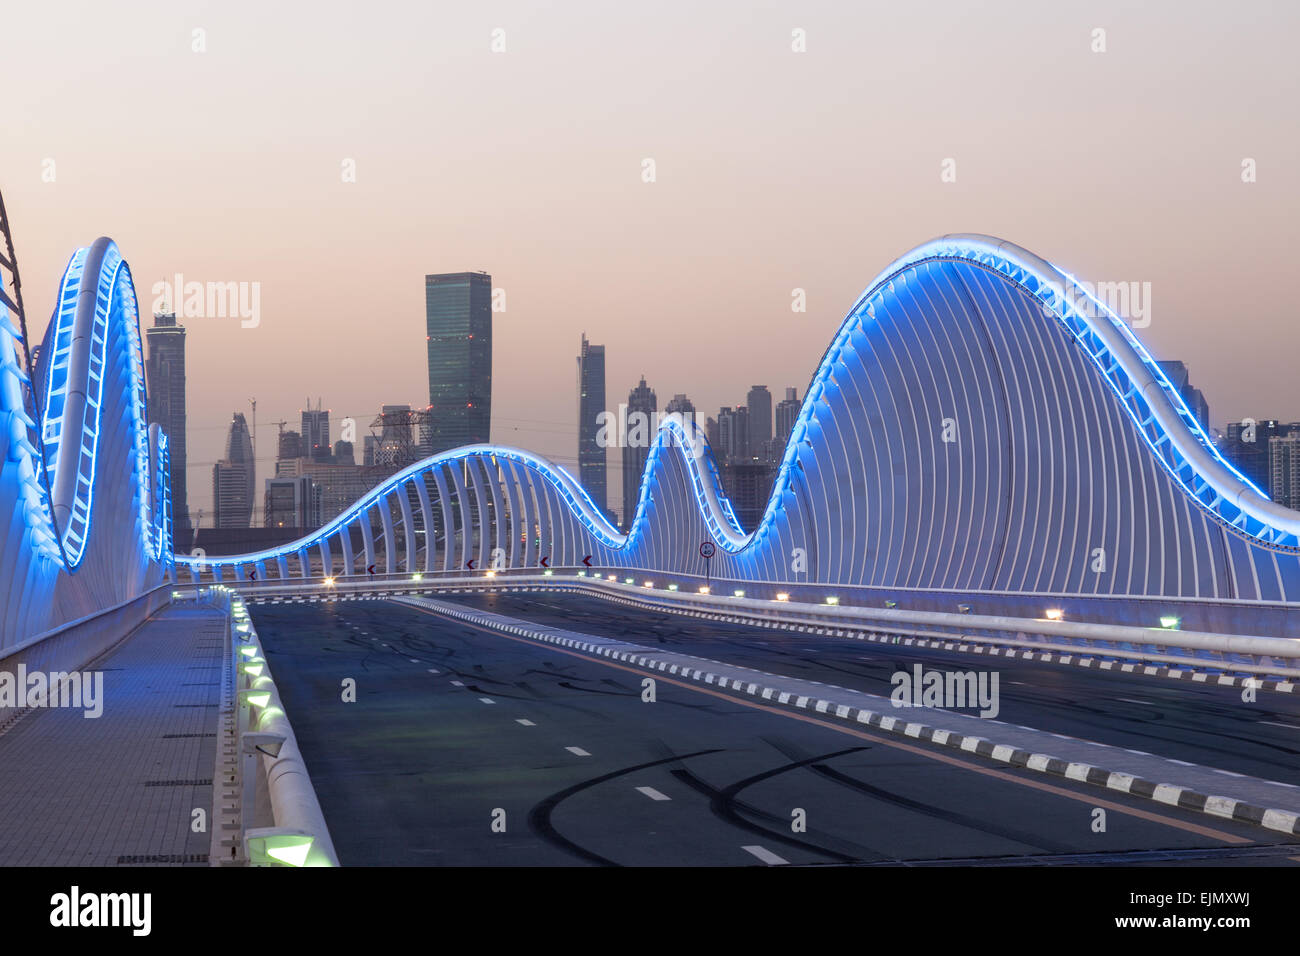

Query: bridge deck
[[0, 603, 224, 865]]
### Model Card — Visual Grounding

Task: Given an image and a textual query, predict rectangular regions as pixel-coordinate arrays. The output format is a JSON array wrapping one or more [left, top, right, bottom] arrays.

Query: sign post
[[699, 540, 715, 591]]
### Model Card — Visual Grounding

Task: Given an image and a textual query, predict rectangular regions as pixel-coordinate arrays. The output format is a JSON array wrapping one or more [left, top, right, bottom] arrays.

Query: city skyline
[[4, 1, 1298, 523]]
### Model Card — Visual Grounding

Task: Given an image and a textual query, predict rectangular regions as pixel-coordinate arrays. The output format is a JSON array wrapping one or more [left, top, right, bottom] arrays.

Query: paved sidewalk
[[0, 602, 226, 865]]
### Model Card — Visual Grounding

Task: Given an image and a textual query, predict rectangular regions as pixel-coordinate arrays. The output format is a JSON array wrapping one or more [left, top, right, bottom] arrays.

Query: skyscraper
[[622, 377, 656, 529], [576, 334, 608, 514], [1270, 431, 1300, 510], [775, 387, 800, 450], [302, 401, 330, 462], [1156, 360, 1211, 432], [213, 412, 255, 529], [145, 310, 190, 539], [747, 385, 772, 458], [665, 393, 696, 419], [426, 271, 492, 454]]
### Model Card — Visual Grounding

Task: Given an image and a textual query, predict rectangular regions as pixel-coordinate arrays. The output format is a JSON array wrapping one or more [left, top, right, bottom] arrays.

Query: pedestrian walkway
[[0, 602, 226, 865]]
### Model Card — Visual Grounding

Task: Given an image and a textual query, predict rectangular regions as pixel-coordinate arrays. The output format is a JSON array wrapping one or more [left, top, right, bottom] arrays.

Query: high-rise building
[[665, 393, 696, 419], [302, 401, 331, 462], [264, 475, 323, 530], [213, 412, 254, 529], [426, 271, 492, 454], [747, 385, 773, 458], [277, 429, 302, 461], [145, 310, 191, 539], [622, 377, 656, 529], [333, 439, 355, 467], [1157, 361, 1211, 432], [717, 406, 750, 462], [775, 387, 800, 451], [577, 334, 607, 514], [1222, 419, 1285, 493], [1269, 431, 1300, 510]]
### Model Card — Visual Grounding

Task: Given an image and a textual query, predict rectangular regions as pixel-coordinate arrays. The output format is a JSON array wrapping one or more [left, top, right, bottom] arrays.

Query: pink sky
[[3, 0, 1297, 523]]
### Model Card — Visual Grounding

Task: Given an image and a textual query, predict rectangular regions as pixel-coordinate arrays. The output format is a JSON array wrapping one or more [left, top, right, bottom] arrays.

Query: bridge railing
[[212, 588, 338, 867], [230, 571, 1299, 681]]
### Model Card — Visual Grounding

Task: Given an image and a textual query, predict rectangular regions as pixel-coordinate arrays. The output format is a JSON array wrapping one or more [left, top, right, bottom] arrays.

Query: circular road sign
[[699, 541, 716, 560]]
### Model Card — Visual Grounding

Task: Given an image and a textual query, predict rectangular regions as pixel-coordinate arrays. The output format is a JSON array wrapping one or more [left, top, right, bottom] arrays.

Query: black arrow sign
[[367, 564, 376, 575], [540, 556, 549, 568], [582, 555, 592, 567], [248, 569, 257, 581], [466, 558, 476, 570]]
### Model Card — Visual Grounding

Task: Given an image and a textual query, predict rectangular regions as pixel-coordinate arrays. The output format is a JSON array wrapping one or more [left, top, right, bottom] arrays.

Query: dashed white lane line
[[479, 697, 495, 705], [741, 845, 789, 866], [410, 659, 420, 663], [636, 786, 671, 801], [516, 719, 535, 726], [565, 746, 591, 757], [1115, 698, 1156, 706], [427, 668, 440, 674], [451, 680, 465, 687], [1260, 721, 1300, 731]]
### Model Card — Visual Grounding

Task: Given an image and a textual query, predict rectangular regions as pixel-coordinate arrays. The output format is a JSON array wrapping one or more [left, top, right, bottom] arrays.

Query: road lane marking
[[516, 719, 535, 726], [566, 746, 591, 756], [479, 697, 495, 704], [1116, 698, 1155, 706], [410, 659, 420, 663], [636, 786, 671, 801], [1261, 721, 1300, 731], [421, 611, 1255, 846], [742, 845, 788, 865], [427, 668, 440, 674], [451, 680, 464, 686]]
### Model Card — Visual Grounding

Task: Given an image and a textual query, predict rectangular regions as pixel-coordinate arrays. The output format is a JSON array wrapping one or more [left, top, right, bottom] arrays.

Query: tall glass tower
[[622, 376, 656, 530], [145, 311, 190, 540], [577, 334, 607, 514], [425, 272, 492, 454]]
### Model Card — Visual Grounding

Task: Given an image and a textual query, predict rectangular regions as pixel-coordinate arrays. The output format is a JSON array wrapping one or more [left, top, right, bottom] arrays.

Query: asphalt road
[[251, 598, 1300, 866], [443, 591, 1300, 788]]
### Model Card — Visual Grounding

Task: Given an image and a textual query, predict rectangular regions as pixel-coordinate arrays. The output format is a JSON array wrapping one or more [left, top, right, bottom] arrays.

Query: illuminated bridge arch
[[190, 235, 1300, 604], [0, 227, 172, 648]]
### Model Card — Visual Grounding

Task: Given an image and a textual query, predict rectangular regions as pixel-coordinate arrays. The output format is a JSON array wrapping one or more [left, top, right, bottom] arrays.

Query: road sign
[[699, 541, 716, 559]]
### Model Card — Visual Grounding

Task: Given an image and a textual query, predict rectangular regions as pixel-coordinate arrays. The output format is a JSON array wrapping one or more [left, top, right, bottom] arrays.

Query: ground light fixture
[[643, 580, 654, 588], [667, 584, 678, 591], [733, 589, 745, 598], [884, 600, 898, 608], [825, 596, 840, 606], [411, 573, 422, 582], [624, 577, 634, 584], [485, 570, 496, 578], [543, 569, 553, 576], [775, 593, 790, 602], [1160, 615, 1181, 630], [1045, 608, 1065, 621], [323, 577, 335, 587], [239, 689, 271, 709], [699, 586, 711, 595], [244, 830, 315, 867], [607, 574, 617, 581]]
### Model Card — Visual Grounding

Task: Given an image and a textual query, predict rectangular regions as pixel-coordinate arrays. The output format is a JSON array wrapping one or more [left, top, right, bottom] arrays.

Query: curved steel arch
[[0, 228, 173, 647], [183, 235, 1300, 604]]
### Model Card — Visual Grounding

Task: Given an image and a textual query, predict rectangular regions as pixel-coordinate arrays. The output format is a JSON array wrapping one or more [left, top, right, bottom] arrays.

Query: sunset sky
[[3, 0, 1297, 523]]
